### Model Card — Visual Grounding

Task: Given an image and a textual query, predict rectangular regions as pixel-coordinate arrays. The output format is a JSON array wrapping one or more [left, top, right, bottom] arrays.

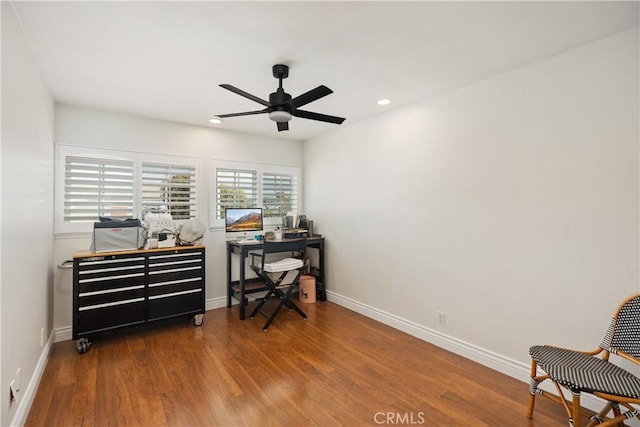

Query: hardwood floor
[[27, 300, 580, 426]]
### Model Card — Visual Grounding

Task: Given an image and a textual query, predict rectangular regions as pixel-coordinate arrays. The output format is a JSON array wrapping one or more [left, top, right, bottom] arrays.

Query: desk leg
[[319, 243, 326, 301], [226, 245, 232, 308], [239, 253, 246, 320]]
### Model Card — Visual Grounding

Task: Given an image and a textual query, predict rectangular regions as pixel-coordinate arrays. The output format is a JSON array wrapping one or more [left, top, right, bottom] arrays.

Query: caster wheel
[[193, 314, 204, 326], [76, 338, 91, 354]]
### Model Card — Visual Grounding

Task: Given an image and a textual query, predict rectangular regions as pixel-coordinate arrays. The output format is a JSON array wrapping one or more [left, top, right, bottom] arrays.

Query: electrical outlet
[[15, 369, 20, 392], [437, 311, 446, 326]]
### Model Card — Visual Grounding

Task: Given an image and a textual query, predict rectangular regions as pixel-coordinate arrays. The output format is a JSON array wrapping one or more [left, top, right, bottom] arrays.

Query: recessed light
[[377, 98, 392, 106], [209, 117, 223, 124]]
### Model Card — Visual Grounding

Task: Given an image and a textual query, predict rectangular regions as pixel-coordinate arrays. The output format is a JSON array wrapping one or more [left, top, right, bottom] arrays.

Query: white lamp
[[269, 111, 292, 122]]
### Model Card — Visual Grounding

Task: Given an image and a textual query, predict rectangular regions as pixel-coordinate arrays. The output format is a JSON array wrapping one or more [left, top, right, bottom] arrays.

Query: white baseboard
[[54, 326, 72, 343], [326, 290, 605, 414], [9, 331, 54, 427], [206, 295, 229, 311]]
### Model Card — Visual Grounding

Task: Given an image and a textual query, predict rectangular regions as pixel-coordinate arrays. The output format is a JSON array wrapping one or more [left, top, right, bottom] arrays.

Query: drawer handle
[[79, 257, 145, 266], [149, 289, 201, 300], [148, 266, 201, 275], [79, 285, 144, 297], [79, 272, 145, 283], [149, 252, 202, 260], [79, 298, 144, 311], [79, 265, 144, 275], [148, 277, 201, 288]]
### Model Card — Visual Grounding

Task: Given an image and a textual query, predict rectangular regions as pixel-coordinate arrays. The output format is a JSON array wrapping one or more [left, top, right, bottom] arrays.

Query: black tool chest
[[72, 246, 205, 353]]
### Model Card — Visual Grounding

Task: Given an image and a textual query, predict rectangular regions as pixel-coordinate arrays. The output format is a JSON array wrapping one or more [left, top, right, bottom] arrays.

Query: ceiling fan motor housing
[[269, 89, 292, 106], [268, 88, 292, 122]]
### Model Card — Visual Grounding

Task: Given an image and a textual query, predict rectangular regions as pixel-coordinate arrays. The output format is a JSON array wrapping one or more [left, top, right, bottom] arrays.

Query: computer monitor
[[225, 207, 263, 234]]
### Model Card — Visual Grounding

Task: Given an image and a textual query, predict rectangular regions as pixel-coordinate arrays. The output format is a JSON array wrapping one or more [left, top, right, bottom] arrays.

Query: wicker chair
[[527, 293, 640, 427]]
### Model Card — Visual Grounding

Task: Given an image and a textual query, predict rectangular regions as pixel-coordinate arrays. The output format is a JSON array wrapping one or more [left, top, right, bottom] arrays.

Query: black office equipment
[[90, 218, 145, 252]]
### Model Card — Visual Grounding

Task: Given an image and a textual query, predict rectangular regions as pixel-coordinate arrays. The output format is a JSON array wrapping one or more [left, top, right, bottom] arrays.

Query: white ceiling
[[9, 1, 639, 141]]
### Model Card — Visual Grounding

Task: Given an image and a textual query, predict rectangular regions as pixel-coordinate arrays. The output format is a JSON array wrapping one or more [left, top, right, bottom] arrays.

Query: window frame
[[55, 145, 199, 235], [210, 159, 300, 230]]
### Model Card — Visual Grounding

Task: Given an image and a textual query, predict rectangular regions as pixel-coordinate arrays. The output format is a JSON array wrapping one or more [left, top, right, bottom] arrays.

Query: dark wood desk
[[226, 237, 325, 320]]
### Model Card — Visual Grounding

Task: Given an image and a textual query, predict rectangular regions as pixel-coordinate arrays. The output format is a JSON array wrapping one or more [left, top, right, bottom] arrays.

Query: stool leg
[[249, 289, 274, 319], [262, 292, 289, 330], [283, 290, 307, 318]]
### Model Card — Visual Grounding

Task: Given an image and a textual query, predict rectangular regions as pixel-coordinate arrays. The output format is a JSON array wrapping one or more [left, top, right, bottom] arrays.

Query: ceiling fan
[[215, 64, 346, 132]]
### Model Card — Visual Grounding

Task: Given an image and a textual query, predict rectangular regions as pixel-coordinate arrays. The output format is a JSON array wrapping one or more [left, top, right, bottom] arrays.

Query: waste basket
[[299, 275, 316, 303]]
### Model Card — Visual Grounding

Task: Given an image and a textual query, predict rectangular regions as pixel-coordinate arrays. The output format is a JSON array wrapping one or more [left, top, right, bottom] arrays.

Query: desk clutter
[[285, 213, 315, 237], [259, 214, 318, 241], [89, 213, 205, 253]]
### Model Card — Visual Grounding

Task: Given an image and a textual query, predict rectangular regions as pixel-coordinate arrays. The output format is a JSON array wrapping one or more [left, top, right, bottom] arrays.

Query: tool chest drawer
[[77, 300, 146, 335]]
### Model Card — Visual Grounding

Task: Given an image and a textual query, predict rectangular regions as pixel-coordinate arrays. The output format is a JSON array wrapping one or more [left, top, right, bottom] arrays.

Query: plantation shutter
[[262, 172, 298, 218], [141, 162, 197, 220], [215, 168, 258, 219], [64, 156, 134, 222]]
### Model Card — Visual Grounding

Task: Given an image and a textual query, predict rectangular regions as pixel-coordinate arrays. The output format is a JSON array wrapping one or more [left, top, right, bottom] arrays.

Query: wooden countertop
[[73, 245, 205, 259]]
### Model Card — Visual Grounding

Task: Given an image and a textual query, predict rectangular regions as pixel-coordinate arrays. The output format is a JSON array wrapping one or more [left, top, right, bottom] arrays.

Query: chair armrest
[[615, 350, 640, 367], [544, 345, 604, 356]]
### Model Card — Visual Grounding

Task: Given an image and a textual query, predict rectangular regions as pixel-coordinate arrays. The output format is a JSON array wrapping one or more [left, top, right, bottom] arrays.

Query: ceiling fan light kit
[[216, 64, 346, 132], [269, 111, 292, 122]]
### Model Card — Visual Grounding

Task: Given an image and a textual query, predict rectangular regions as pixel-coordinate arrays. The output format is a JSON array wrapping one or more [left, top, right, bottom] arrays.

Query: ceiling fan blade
[[216, 108, 268, 118], [219, 84, 270, 107], [292, 109, 346, 124], [290, 85, 333, 109], [277, 122, 289, 132]]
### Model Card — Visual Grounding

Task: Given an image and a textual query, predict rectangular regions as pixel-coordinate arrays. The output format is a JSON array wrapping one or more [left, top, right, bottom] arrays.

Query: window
[[56, 145, 199, 234], [63, 156, 134, 222], [211, 160, 300, 228], [141, 162, 197, 220], [262, 172, 298, 218], [214, 168, 258, 220]]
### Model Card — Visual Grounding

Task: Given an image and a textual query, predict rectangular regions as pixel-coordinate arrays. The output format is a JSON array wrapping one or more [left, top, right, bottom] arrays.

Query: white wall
[[1, 3, 55, 426], [53, 105, 303, 334], [304, 29, 639, 368]]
